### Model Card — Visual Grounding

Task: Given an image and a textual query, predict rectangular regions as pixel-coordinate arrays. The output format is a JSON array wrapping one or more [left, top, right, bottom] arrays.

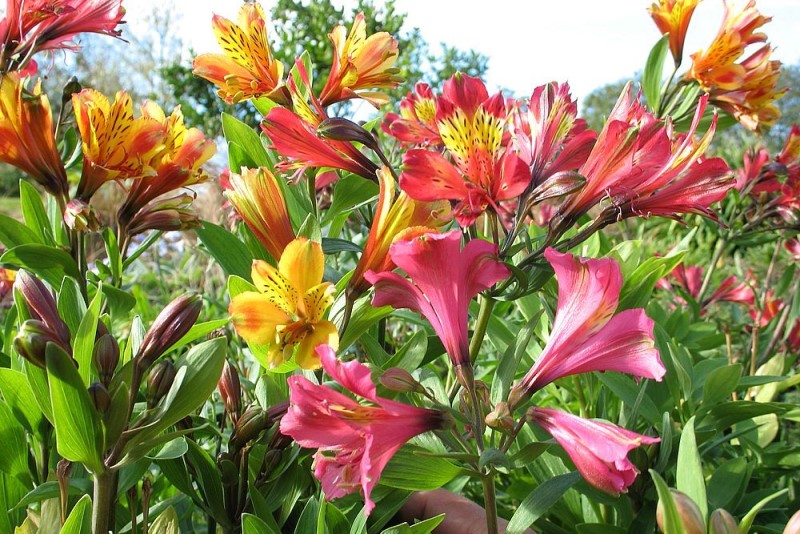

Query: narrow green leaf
[[24, 360, 53, 423], [58, 277, 87, 336], [60, 494, 92, 534], [19, 180, 54, 244], [0, 213, 41, 248], [1, 244, 80, 287], [74, 285, 103, 386], [243, 513, 279, 534], [380, 514, 446, 534], [642, 34, 670, 111], [195, 221, 253, 280], [702, 364, 741, 406], [186, 439, 227, 522], [505, 472, 581, 534], [738, 489, 788, 534], [649, 470, 686, 534], [164, 318, 229, 355], [676, 417, 707, 521], [380, 446, 462, 491], [222, 113, 272, 168], [0, 402, 31, 485]]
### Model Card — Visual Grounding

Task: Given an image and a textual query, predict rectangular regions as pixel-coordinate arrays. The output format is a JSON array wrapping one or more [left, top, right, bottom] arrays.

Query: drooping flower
[[527, 407, 659, 495], [319, 12, 401, 107], [123, 193, 200, 237], [749, 290, 783, 328], [225, 167, 296, 260], [280, 345, 445, 515], [348, 167, 448, 298], [192, 2, 287, 105], [0, 73, 68, 197], [72, 89, 165, 200], [0, 0, 125, 73], [647, 0, 702, 66], [229, 238, 338, 369], [400, 73, 529, 226], [382, 83, 441, 145], [687, 0, 785, 131], [786, 238, 800, 262], [661, 263, 754, 309], [507, 249, 665, 411], [705, 274, 755, 307], [365, 230, 509, 384], [117, 102, 216, 227]]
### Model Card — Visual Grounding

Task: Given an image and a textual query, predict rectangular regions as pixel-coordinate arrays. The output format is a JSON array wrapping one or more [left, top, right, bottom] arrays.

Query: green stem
[[92, 470, 114, 534], [469, 296, 495, 364], [482, 471, 499, 534], [697, 237, 727, 302]]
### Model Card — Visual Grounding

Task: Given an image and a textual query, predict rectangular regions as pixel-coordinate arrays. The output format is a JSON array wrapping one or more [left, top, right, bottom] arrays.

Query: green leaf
[[103, 284, 137, 320], [74, 285, 103, 386], [164, 318, 229, 355], [702, 401, 789, 431], [649, 470, 686, 534], [243, 513, 279, 534], [58, 277, 87, 336], [380, 514, 446, 534], [321, 174, 378, 226], [19, 180, 54, 245], [294, 497, 319, 534], [340, 301, 393, 350], [195, 221, 253, 280], [738, 489, 788, 534], [297, 213, 322, 242], [0, 213, 41, 248], [702, 364, 741, 406], [1, 244, 80, 287], [676, 417, 707, 521], [102, 227, 122, 284], [146, 437, 188, 460], [46, 344, 103, 473], [186, 439, 227, 522], [505, 472, 581, 534], [0, 368, 44, 435], [222, 112, 272, 169], [380, 446, 462, 491], [24, 361, 53, 423], [61, 494, 92, 534], [618, 251, 685, 311], [642, 34, 670, 111], [0, 401, 31, 486], [322, 237, 362, 254], [707, 457, 750, 512]]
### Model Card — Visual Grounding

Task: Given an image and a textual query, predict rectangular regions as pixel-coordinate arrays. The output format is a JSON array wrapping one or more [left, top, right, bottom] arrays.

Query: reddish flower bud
[[93, 334, 119, 386], [657, 490, 705, 534], [88, 382, 111, 414], [230, 405, 273, 450], [485, 402, 514, 431], [14, 319, 60, 368], [317, 117, 382, 154], [379, 367, 424, 393], [709, 509, 739, 534], [14, 271, 70, 347], [146, 360, 177, 408], [135, 294, 202, 371], [64, 199, 101, 232], [218, 360, 242, 423]]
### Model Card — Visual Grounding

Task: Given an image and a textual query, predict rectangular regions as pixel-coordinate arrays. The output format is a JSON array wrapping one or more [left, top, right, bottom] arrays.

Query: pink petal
[[317, 344, 378, 402]]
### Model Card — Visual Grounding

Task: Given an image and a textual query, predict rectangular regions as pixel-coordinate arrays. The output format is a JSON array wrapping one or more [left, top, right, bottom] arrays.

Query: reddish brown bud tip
[[14, 319, 58, 368], [656, 490, 705, 534], [146, 360, 177, 408], [218, 360, 242, 422], [709, 509, 739, 534], [230, 405, 273, 450], [136, 294, 202, 371], [88, 382, 111, 414], [93, 334, 119, 386], [379, 367, 424, 393]]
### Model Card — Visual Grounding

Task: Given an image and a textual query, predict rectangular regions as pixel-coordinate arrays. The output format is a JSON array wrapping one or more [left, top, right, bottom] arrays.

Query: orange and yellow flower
[[319, 12, 401, 107], [72, 89, 164, 200], [225, 167, 296, 260], [193, 2, 286, 105], [687, 0, 785, 131], [648, 0, 701, 66], [0, 73, 68, 197], [229, 238, 338, 370], [348, 167, 448, 297]]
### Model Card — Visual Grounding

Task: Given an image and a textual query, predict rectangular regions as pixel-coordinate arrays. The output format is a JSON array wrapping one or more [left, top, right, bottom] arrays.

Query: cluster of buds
[[656, 490, 741, 534], [12, 271, 72, 368], [229, 402, 288, 451]]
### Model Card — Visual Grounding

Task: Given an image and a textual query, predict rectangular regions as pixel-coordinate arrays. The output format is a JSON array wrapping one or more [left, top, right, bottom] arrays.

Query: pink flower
[[786, 238, 800, 261], [365, 230, 510, 384], [508, 249, 665, 410], [280, 345, 444, 515], [527, 407, 659, 494], [382, 82, 442, 146], [706, 275, 755, 307]]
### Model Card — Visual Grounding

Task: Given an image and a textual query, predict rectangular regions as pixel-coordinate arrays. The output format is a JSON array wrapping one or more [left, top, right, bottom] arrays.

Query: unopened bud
[[709, 509, 739, 534], [485, 402, 514, 431], [61, 77, 82, 106], [262, 449, 282, 475], [88, 382, 111, 413], [14, 271, 71, 346], [64, 199, 101, 232], [317, 117, 381, 153], [784, 509, 800, 534], [656, 490, 705, 534], [14, 319, 57, 368], [136, 294, 202, 371], [230, 405, 272, 450], [146, 360, 177, 408], [380, 367, 423, 393], [218, 360, 242, 423], [93, 334, 119, 386]]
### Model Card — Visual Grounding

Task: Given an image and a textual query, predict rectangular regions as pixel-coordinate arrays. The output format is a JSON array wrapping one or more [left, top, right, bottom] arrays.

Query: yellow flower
[[229, 238, 338, 370], [647, 0, 701, 66], [192, 2, 286, 105]]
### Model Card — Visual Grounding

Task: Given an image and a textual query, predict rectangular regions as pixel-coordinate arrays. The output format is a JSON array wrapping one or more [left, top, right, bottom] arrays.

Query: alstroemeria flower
[[366, 230, 510, 384], [192, 2, 287, 105], [527, 407, 659, 495], [0, 0, 124, 72], [229, 238, 338, 369], [262, 106, 379, 183], [400, 73, 529, 226], [786, 238, 800, 262], [0, 73, 68, 197], [72, 89, 165, 200], [750, 290, 783, 328], [382, 83, 441, 145], [508, 249, 665, 411], [225, 167, 296, 260], [687, 0, 785, 131], [348, 167, 449, 298], [124, 193, 200, 237], [512, 82, 596, 186], [117, 102, 216, 227], [706, 275, 755, 307], [662, 263, 754, 309], [319, 12, 401, 107], [648, 0, 701, 66], [280, 345, 445, 515]]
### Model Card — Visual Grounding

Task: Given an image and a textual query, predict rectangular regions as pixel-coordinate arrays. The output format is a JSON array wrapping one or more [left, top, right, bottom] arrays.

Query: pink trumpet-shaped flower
[[508, 249, 665, 410], [365, 230, 510, 384], [280, 345, 445, 515], [527, 407, 659, 495]]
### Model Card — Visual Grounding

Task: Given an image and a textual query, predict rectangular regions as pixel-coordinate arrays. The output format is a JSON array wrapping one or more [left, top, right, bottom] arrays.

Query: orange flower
[[647, 0, 701, 66], [0, 73, 68, 197], [229, 238, 338, 370], [319, 12, 401, 107], [687, 0, 784, 131], [348, 167, 449, 297], [192, 2, 286, 105], [72, 89, 164, 200], [225, 167, 296, 260]]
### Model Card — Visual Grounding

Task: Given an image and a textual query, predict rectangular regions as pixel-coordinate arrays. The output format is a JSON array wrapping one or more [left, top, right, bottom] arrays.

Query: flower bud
[[135, 294, 202, 371], [379, 367, 423, 393], [14, 319, 57, 368], [14, 271, 71, 346], [709, 509, 739, 534], [262, 449, 282, 475], [230, 405, 272, 450], [61, 77, 82, 107], [485, 402, 515, 431], [88, 382, 111, 414], [146, 360, 177, 408], [656, 490, 705, 534], [218, 360, 242, 423], [784, 509, 800, 534], [93, 334, 119, 386], [64, 199, 102, 232], [317, 117, 381, 154]]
